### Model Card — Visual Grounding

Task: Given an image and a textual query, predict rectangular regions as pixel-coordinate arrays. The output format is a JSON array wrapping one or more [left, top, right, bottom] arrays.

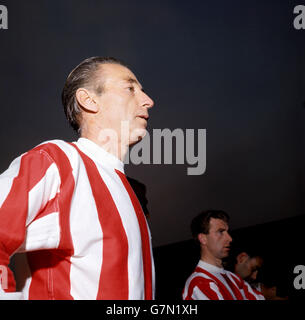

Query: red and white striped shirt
[[0, 138, 155, 300], [182, 260, 265, 300]]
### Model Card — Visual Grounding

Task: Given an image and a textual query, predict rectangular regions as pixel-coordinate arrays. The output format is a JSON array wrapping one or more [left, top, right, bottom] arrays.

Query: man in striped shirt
[[0, 57, 155, 300], [182, 210, 265, 300]]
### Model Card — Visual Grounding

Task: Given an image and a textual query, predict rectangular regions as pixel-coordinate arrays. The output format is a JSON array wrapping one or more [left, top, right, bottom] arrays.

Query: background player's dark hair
[[224, 240, 264, 272], [61, 56, 126, 133], [190, 210, 230, 239]]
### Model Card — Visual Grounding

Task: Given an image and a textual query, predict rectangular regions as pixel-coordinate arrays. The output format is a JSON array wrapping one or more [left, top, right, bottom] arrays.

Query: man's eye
[[128, 86, 135, 92]]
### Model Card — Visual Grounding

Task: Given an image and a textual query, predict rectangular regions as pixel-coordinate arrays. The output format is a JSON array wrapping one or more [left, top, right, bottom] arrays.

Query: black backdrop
[[1, 0, 304, 247], [0, 0, 305, 301]]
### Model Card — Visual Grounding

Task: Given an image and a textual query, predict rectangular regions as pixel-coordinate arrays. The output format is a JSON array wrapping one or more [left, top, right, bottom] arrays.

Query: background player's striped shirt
[[182, 260, 265, 300]]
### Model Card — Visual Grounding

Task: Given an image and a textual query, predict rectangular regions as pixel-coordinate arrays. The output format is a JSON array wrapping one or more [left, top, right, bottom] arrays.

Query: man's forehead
[[210, 218, 229, 229], [97, 63, 141, 86]]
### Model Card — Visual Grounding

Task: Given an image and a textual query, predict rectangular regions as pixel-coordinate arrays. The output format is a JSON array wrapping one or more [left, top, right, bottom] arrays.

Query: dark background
[[0, 0, 304, 299]]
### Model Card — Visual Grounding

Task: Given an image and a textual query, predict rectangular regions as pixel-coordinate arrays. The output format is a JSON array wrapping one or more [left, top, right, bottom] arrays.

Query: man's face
[[93, 63, 154, 145], [238, 256, 263, 284], [203, 218, 232, 261]]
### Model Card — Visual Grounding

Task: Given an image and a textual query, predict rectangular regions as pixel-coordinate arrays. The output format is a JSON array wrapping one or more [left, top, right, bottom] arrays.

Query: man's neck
[[81, 131, 128, 162], [201, 253, 223, 268]]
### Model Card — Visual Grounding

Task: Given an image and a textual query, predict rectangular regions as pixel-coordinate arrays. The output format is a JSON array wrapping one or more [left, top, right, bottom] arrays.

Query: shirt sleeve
[[0, 149, 61, 295]]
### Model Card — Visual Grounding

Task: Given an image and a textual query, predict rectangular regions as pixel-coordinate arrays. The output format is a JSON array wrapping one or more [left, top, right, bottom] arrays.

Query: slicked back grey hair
[[61, 56, 126, 133]]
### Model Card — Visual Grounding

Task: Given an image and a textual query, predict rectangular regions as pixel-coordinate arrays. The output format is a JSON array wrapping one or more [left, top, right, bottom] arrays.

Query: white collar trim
[[74, 137, 124, 173], [198, 260, 225, 273]]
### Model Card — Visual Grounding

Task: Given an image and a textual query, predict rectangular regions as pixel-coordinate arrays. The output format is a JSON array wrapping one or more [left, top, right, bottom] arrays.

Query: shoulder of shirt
[[17, 140, 80, 173], [189, 273, 216, 288], [190, 267, 217, 284], [26, 139, 75, 158]]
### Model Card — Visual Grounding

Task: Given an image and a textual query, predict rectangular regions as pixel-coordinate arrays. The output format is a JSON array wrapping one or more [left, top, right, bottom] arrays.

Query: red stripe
[[252, 287, 264, 299], [0, 149, 54, 292], [116, 170, 153, 300], [27, 143, 75, 299], [221, 273, 244, 300], [230, 272, 259, 300], [185, 276, 220, 300], [242, 282, 258, 300], [32, 196, 59, 222], [195, 267, 235, 300], [69, 143, 129, 300]]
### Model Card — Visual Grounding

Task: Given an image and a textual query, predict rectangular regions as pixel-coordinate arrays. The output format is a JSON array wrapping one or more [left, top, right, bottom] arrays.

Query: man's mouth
[[137, 114, 149, 121]]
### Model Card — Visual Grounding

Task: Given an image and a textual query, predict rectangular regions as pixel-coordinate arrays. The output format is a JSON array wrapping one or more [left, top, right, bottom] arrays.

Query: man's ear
[[198, 233, 207, 246], [76, 88, 99, 113], [237, 252, 249, 264]]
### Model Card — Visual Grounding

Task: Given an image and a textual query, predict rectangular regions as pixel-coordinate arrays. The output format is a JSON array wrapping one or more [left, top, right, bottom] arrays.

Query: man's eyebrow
[[124, 77, 143, 90]]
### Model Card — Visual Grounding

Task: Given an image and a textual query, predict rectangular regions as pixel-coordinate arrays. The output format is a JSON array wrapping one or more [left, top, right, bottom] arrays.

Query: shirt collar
[[75, 137, 125, 173], [198, 260, 225, 273]]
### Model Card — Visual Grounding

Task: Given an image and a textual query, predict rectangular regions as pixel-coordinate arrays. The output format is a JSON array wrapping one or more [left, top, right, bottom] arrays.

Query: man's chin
[[129, 128, 147, 145], [222, 251, 230, 259], [129, 136, 143, 146]]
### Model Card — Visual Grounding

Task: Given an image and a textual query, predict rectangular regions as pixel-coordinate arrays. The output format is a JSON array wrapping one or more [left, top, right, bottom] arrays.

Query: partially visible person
[[224, 243, 264, 298], [225, 243, 264, 288], [234, 252, 263, 286], [255, 265, 288, 300], [127, 177, 150, 218], [182, 210, 265, 300]]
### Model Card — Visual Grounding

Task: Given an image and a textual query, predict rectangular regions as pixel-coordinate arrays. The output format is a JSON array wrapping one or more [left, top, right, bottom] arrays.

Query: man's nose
[[227, 233, 233, 243], [141, 91, 154, 109]]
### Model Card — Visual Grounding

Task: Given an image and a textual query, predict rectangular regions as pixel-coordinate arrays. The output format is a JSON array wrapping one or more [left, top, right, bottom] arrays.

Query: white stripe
[[69, 163, 103, 299], [192, 286, 210, 300], [209, 281, 224, 299], [0, 155, 23, 207], [18, 212, 60, 252], [97, 166, 144, 300], [26, 163, 60, 226]]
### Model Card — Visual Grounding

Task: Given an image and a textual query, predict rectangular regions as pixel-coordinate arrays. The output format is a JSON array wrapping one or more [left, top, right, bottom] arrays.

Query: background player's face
[[204, 218, 232, 260], [238, 256, 263, 283], [94, 63, 154, 146]]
